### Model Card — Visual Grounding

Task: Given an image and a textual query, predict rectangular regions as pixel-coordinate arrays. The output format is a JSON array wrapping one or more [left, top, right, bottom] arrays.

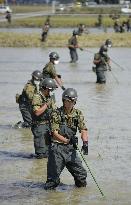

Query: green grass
[[0, 15, 128, 28], [0, 32, 130, 47]]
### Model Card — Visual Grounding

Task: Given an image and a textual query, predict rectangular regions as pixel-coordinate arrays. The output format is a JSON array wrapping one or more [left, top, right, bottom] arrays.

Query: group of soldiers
[[15, 51, 89, 190], [67, 27, 112, 84], [113, 17, 131, 33]]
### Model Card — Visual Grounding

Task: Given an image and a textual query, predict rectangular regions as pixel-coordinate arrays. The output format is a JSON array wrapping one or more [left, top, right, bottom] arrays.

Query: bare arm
[[34, 103, 48, 116], [54, 75, 65, 89], [81, 130, 88, 142], [53, 130, 69, 144]]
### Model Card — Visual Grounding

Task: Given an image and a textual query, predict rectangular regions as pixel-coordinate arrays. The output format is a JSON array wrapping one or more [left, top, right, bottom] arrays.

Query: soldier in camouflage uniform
[[15, 70, 43, 128], [41, 22, 50, 42], [31, 78, 58, 159], [68, 30, 83, 63], [45, 88, 89, 189], [43, 52, 65, 91], [93, 45, 111, 84]]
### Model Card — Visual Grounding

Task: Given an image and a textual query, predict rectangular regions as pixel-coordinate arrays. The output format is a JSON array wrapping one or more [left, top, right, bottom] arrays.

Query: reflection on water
[[0, 47, 131, 205]]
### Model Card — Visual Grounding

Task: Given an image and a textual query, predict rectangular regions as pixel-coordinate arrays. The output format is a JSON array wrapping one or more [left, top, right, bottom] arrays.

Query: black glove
[[70, 136, 78, 149], [61, 86, 66, 91], [57, 74, 61, 79], [81, 141, 88, 155]]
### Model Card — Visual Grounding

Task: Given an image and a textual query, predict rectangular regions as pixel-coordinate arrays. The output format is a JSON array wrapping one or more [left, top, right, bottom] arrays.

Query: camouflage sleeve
[[94, 53, 101, 60], [32, 94, 44, 112], [25, 84, 36, 101], [50, 110, 61, 132], [77, 109, 87, 132], [48, 63, 57, 78]]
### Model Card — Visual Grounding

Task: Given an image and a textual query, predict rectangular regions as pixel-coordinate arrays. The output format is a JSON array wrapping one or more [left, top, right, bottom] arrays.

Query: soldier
[[5, 11, 11, 24], [31, 78, 58, 159], [99, 39, 112, 53], [68, 30, 83, 63], [15, 70, 43, 128], [45, 88, 89, 189], [41, 22, 50, 42], [93, 45, 111, 84], [77, 24, 85, 36], [43, 52, 65, 91]]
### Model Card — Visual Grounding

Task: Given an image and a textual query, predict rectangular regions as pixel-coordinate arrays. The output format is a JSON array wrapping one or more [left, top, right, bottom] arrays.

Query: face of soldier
[[64, 99, 75, 112], [54, 60, 59, 65], [107, 44, 112, 48], [42, 88, 50, 97], [34, 80, 40, 85]]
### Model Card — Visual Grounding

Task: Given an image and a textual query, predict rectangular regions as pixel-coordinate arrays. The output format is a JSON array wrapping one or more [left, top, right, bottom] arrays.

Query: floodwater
[[0, 47, 131, 205], [0, 26, 114, 34]]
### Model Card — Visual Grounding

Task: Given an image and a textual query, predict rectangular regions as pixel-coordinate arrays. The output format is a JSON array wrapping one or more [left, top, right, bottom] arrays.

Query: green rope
[[77, 146, 105, 198]]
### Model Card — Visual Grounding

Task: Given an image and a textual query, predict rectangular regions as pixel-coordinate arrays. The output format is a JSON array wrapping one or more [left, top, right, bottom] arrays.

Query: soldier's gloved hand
[[81, 141, 88, 155], [70, 136, 78, 149], [57, 74, 61, 79], [61, 86, 66, 91]]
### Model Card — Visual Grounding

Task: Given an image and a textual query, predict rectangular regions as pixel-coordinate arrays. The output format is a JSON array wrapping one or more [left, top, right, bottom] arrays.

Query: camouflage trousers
[[31, 124, 51, 156], [69, 48, 78, 63], [96, 70, 106, 84], [45, 143, 87, 189]]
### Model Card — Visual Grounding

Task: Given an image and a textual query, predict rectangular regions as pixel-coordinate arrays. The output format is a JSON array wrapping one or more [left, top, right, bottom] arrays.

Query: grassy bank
[[0, 32, 130, 47], [0, 15, 129, 28]]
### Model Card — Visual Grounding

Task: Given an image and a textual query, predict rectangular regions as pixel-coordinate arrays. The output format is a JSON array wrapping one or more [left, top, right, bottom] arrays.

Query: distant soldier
[[93, 45, 111, 84], [113, 19, 120, 33], [126, 17, 131, 32], [77, 24, 85, 36], [31, 78, 58, 159], [41, 22, 50, 42], [68, 30, 83, 63], [42, 52, 66, 91], [5, 11, 11, 24], [15, 70, 43, 128], [97, 14, 103, 27], [99, 39, 112, 53]]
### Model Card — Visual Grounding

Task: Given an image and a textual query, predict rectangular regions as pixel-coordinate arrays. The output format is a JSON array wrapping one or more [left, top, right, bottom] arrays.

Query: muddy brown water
[[0, 47, 131, 205]]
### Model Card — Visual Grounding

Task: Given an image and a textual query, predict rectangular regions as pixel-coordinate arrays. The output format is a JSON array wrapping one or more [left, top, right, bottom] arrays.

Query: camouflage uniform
[[31, 92, 56, 156], [43, 61, 57, 79], [41, 23, 50, 42], [18, 80, 37, 127], [45, 106, 87, 189], [68, 35, 78, 63], [93, 52, 110, 84]]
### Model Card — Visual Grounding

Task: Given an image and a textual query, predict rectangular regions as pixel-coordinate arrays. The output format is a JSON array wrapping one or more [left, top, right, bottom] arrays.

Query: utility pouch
[[92, 66, 96, 72], [15, 93, 20, 103]]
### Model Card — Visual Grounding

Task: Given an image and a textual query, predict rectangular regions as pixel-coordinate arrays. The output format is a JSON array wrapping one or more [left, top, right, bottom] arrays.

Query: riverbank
[[0, 32, 130, 47], [0, 15, 128, 28]]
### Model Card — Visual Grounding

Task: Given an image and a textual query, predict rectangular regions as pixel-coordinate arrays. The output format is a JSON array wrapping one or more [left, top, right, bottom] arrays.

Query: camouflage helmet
[[62, 88, 78, 102], [73, 30, 78, 36], [105, 39, 112, 47], [32, 70, 43, 80], [40, 78, 58, 90], [49, 52, 59, 60]]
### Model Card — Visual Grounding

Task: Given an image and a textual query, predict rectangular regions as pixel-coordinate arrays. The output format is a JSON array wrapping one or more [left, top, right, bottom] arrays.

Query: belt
[[32, 120, 49, 125]]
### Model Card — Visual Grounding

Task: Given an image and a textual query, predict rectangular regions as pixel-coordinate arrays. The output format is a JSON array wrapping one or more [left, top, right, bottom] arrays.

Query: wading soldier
[[31, 78, 58, 159], [43, 52, 65, 91], [68, 30, 83, 63], [45, 88, 89, 189], [15, 70, 43, 128], [93, 45, 111, 84]]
